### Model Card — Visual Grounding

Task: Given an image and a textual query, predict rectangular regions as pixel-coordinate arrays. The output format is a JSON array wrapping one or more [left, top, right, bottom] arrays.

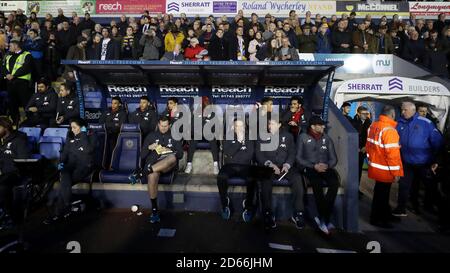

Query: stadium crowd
[[0, 8, 449, 80]]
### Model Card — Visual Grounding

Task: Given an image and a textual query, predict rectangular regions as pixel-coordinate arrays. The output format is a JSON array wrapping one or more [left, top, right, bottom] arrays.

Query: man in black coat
[[128, 96, 157, 138], [56, 21, 77, 60], [256, 118, 305, 229], [96, 27, 120, 60], [0, 117, 30, 228], [332, 20, 352, 53], [208, 29, 228, 60], [22, 78, 58, 129], [228, 26, 248, 60], [351, 106, 372, 195], [79, 12, 96, 32], [217, 118, 256, 222]]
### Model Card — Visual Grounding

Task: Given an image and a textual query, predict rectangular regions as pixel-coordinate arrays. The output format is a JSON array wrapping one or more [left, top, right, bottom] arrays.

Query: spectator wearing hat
[[316, 23, 332, 53], [296, 116, 339, 235], [184, 37, 207, 61], [370, 25, 394, 54], [263, 14, 272, 31], [352, 22, 373, 53], [298, 25, 317, 53]]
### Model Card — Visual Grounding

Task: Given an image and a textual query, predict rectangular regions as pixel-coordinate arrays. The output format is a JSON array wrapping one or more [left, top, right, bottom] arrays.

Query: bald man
[[393, 102, 444, 216]]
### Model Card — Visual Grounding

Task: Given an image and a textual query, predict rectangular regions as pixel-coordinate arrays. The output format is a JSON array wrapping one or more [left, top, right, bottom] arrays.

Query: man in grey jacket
[[139, 29, 162, 60], [276, 37, 299, 61], [296, 116, 339, 235]]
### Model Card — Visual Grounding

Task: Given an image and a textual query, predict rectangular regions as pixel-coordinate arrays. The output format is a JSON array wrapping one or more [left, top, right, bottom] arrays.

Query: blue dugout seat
[[38, 127, 69, 160], [99, 124, 141, 183]]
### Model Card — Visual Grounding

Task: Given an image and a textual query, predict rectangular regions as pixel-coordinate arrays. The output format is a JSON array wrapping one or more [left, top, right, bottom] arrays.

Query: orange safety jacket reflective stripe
[[365, 115, 404, 183]]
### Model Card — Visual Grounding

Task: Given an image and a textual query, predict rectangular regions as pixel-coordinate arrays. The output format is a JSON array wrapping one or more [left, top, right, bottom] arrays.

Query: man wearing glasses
[[352, 106, 372, 197]]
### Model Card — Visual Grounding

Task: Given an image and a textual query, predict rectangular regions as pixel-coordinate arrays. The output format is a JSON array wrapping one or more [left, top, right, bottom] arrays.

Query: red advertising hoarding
[[96, 0, 165, 14]]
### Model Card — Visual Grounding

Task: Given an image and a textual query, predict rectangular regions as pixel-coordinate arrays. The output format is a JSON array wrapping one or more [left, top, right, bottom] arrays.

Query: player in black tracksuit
[[256, 118, 305, 229], [47, 118, 94, 221], [55, 83, 80, 126], [22, 78, 58, 129], [160, 97, 184, 125], [127, 96, 157, 138], [99, 96, 127, 168], [0, 117, 30, 227], [139, 116, 183, 223], [217, 118, 256, 221], [185, 98, 220, 174]]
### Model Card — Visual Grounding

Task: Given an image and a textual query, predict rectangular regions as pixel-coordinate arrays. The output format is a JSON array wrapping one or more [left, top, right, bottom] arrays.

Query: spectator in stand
[[332, 19, 352, 53], [54, 8, 69, 26], [140, 28, 162, 60], [347, 12, 358, 32], [407, 13, 417, 28], [277, 37, 299, 61], [352, 22, 372, 53], [426, 20, 434, 37], [316, 23, 332, 53], [199, 23, 215, 48], [23, 29, 44, 80], [371, 25, 394, 54], [434, 13, 448, 37], [263, 22, 276, 41], [416, 19, 427, 39], [391, 29, 401, 56], [301, 11, 314, 28], [256, 38, 278, 61], [43, 32, 60, 81], [121, 26, 139, 60], [56, 21, 77, 60], [228, 26, 248, 60], [208, 29, 228, 61], [64, 37, 87, 79], [164, 25, 184, 53], [111, 26, 123, 45], [161, 43, 184, 61], [86, 33, 101, 60], [184, 38, 207, 61], [96, 27, 120, 60], [402, 30, 426, 64], [298, 25, 317, 53], [117, 14, 128, 36], [424, 29, 449, 77], [248, 31, 264, 61], [283, 22, 298, 49]]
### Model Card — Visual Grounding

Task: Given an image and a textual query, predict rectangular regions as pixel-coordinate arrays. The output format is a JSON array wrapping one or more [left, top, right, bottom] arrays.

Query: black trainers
[[43, 215, 60, 225], [291, 212, 305, 229], [392, 208, 408, 217], [263, 211, 276, 229]]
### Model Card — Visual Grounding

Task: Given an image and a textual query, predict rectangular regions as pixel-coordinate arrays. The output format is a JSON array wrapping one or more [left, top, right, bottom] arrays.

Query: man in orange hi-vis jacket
[[366, 105, 404, 228]]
